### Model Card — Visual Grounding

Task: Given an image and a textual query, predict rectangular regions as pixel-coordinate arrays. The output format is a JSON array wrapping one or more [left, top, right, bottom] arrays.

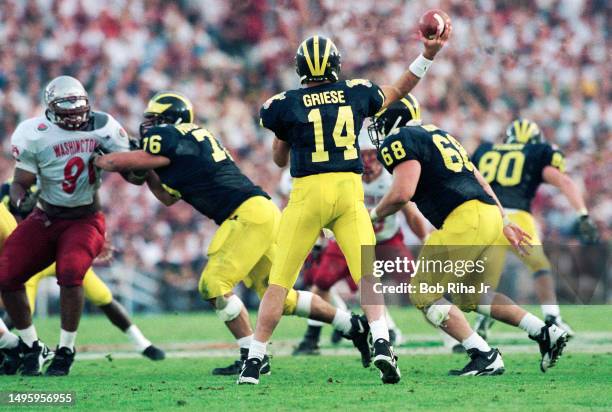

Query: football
[[419, 9, 450, 39]]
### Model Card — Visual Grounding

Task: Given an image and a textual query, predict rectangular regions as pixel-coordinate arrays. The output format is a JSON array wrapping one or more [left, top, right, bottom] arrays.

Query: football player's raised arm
[[372, 160, 421, 220], [146, 171, 178, 206], [379, 20, 452, 108], [272, 137, 290, 168], [402, 202, 429, 242], [9, 168, 37, 213], [541, 166, 587, 214], [95, 150, 170, 173]]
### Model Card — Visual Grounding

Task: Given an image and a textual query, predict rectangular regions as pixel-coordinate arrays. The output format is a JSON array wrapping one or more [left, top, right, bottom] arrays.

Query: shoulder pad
[[90, 111, 110, 130], [262, 92, 287, 110], [346, 79, 373, 88]]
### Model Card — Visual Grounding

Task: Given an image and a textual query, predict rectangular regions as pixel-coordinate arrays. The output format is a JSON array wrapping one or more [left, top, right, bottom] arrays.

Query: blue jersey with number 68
[[260, 79, 385, 178], [378, 124, 495, 228]]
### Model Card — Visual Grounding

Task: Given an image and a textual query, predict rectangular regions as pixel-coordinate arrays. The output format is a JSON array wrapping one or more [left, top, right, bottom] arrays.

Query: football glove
[[10, 190, 39, 216], [575, 215, 599, 245]]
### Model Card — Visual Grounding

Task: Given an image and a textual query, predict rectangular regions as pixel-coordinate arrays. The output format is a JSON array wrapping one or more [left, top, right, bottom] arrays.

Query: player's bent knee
[[283, 289, 299, 316], [215, 295, 244, 322], [89, 287, 113, 306], [424, 303, 451, 327]]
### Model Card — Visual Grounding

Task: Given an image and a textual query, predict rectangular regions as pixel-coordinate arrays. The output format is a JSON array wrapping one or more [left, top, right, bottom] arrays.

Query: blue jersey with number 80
[[472, 141, 565, 212]]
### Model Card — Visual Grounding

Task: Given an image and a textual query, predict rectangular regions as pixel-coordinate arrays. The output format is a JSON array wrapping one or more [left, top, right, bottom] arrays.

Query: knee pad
[[215, 295, 244, 322], [425, 303, 451, 327], [295, 291, 313, 318]]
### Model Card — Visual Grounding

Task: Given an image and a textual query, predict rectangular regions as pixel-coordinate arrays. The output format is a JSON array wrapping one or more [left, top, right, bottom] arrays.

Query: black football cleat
[[449, 348, 505, 376], [20, 340, 54, 376], [531, 323, 568, 372], [373, 338, 401, 384], [237, 357, 262, 385], [292, 338, 320, 356], [344, 314, 372, 368], [142, 345, 165, 361], [0, 346, 22, 375], [45, 346, 75, 377], [544, 315, 575, 339], [452, 344, 466, 354], [215, 348, 270, 376]]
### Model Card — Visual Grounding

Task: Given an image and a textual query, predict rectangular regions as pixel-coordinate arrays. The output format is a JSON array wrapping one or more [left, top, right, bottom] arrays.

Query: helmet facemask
[[47, 96, 90, 130]]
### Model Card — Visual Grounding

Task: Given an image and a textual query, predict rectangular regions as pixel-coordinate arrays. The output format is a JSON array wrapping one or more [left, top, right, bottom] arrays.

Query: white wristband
[[370, 208, 379, 221], [409, 54, 433, 78], [578, 208, 588, 217]]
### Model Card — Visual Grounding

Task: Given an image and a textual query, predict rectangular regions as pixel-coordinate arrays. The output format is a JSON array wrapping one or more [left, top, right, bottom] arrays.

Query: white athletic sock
[[0, 330, 19, 349], [248, 339, 267, 361], [541, 304, 560, 318], [307, 319, 324, 327], [462, 332, 491, 352], [237, 334, 253, 349], [59, 329, 77, 351], [519, 313, 546, 337], [384, 308, 397, 330], [331, 310, 352, 334], [369, 318, 390, 342], [18, 325, 38, 348], [126, 325, 152, 352]]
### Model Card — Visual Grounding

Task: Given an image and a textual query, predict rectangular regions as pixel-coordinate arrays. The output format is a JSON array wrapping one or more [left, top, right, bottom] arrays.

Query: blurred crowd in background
[[0, 0, 609, 312]]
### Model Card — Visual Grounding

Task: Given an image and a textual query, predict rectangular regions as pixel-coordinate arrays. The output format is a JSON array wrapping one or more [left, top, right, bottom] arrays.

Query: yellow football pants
[[411, 200, 505, 310], [269, 172, 376, 290], [198, 195, 298, 315], [0, 204, 113, 312], [493, 209, 551, 274]]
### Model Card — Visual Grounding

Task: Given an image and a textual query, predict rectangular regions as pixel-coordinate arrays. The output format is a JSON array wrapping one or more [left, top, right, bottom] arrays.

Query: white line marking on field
[[75, 332, 612, 361]]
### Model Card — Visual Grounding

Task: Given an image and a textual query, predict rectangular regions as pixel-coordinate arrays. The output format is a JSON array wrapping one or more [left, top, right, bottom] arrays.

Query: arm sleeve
[[99, 115, 130, 153], [10, 125, 38, 174], [377, 132, 419, 174], [542, 144, 566, 173], [260, 92, 287, 140], [143, 127, 178, 158], [367, 82, 386, 117], [346, 79, 386, 117]]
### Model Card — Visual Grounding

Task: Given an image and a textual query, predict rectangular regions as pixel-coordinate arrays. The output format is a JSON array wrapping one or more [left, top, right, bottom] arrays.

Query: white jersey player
[[0, 76, 138, 377]]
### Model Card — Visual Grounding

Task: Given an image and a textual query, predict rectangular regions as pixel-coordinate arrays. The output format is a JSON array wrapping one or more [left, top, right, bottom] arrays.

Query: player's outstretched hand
[[422, 19, 452, 59], [94, 239, 116, 265], [503, 222, 532, 256]]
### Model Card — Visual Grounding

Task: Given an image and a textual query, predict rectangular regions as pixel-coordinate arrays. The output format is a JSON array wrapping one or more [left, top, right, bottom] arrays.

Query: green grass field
[[1, 306, 611, 411]]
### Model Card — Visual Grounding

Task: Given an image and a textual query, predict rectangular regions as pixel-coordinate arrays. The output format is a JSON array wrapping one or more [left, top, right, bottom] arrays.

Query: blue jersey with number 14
[[260, 79, 385, 178]]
